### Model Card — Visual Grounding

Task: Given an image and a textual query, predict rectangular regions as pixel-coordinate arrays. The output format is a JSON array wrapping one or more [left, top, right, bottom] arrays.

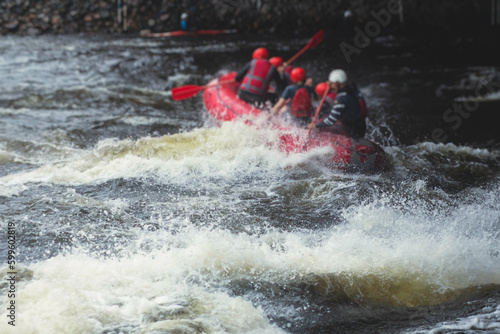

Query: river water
[[0, 33, 499, 334]]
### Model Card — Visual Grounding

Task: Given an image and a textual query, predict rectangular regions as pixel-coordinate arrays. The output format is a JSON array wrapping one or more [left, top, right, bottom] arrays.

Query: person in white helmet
[[342, 9, 356, 38], [180, 13, 189, 31], [308, 69, 367, 138]]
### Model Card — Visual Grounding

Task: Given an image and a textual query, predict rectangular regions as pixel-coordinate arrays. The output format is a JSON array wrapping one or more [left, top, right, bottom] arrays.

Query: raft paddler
[[235, 47, 286, 106], [269, 67, 316, 127], [269, 56, 291, 95], [308, 69, 367, 139]]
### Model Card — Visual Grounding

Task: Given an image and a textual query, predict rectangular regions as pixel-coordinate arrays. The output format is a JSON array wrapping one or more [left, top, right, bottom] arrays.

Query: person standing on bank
[[180, 13, 189, 31], [235, 48, 285, 106], [308, 69, 366, 138]]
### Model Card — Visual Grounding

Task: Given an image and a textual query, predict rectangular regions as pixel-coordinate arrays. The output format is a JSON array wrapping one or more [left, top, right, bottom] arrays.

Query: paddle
[[304, 84, 330, 147], [285, 29, 324, 65], [171, 78, 235, 101]]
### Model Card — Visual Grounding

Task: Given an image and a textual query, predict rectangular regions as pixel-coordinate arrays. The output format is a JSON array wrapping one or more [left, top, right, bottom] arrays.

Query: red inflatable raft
[[202, 72, 385, 173]]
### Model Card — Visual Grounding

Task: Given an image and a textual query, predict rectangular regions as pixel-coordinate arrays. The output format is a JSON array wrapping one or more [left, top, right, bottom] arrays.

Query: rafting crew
[[235, 47, 286, 106], [269, 67, 316, 127], [308, 69, 367, 139]]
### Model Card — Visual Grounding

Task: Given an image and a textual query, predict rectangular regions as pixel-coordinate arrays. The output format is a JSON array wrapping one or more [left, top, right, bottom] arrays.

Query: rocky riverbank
[[0, 0, 497, 38]]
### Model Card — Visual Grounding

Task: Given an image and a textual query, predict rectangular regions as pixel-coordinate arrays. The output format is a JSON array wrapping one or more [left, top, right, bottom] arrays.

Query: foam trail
[[0, 253, 285, 334], [0, 121, 329, 196]]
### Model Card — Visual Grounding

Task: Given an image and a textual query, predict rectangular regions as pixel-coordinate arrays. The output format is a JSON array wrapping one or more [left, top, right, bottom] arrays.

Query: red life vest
[[291, 87, 312, 117], [240, 59, 274, 96]]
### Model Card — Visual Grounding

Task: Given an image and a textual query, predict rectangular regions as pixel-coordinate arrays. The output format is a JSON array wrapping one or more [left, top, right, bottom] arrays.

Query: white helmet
[[181, 13, 188, 19], [328, 69, 347, 84]]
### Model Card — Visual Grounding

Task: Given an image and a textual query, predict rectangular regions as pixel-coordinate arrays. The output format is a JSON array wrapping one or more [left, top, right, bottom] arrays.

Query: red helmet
[[269, 56, 283, 68], [291, 67, 306, 83], [315, 82, 329, 96], [252, 47, 269, 59]]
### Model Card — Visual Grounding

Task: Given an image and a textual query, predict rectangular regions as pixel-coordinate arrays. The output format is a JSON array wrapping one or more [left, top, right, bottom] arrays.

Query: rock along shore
[[0, 0, 496, 38]]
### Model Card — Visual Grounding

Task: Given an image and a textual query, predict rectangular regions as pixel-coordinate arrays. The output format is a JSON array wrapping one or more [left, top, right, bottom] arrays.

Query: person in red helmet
[[235, 48, 285, 105], [269, 67, 315, 127], [268, 56, 291, 99]]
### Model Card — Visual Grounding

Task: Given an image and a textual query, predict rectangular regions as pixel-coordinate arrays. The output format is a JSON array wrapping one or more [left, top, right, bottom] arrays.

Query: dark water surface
[[0, 34, 499, 333]]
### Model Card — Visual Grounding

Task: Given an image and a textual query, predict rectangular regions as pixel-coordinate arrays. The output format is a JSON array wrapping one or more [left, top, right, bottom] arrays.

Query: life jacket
[[240, 59, 274, 96], [291, 87, 312, 117]]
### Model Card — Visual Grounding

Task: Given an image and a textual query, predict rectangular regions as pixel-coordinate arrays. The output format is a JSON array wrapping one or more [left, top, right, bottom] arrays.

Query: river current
[[0, 33, 499, 333]]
